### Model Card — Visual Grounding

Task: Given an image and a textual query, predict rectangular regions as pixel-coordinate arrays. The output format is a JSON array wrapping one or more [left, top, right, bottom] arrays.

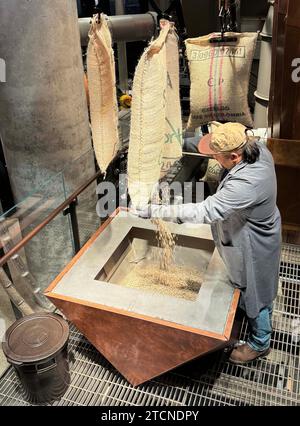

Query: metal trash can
[[2, 312, 70, 404]]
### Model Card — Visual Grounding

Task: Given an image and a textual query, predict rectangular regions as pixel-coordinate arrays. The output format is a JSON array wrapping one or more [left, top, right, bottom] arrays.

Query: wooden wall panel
[[268, 0, 300, 232], [269, 0, 288, 138]]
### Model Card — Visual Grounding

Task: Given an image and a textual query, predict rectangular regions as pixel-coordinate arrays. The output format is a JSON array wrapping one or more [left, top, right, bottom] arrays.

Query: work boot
[[229, 343, 271, 365]]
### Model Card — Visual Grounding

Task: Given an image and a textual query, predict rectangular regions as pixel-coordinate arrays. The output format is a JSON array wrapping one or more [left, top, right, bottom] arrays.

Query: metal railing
[[0, 170, 103, 315], [0, 170, 102, 269]]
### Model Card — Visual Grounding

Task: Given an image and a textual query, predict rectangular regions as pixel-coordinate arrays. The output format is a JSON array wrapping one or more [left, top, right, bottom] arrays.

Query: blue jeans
[[247, 304, 273, 351]]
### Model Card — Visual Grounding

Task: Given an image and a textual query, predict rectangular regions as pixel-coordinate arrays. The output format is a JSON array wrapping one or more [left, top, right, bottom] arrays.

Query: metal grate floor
[[1, 244, 300, 406]]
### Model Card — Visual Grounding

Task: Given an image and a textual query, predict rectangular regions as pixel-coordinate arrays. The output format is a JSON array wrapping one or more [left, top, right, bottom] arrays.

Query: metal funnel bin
[[45, 209, 240, 386], [95, 226, 214, 301]]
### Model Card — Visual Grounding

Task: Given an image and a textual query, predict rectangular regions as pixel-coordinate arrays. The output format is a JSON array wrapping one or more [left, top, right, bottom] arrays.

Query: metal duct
[[115, 0, 128, 94], [0, 0, 96, 307], [254, 1, 274, 128], [79, 13, 158, 47]]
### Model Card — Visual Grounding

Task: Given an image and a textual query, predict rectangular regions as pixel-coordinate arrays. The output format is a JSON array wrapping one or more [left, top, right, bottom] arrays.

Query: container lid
[[2, 313, 69, 364]]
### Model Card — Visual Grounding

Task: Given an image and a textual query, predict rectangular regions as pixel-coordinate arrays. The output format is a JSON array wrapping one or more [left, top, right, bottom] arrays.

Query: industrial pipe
[[79, 12, 158, 47], [254, 1, 274, 128], [115, 0, 128, 94], [0, 0, 96, 302]]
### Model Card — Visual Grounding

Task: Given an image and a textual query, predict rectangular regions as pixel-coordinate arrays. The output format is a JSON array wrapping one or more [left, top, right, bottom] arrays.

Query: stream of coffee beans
[[151, 218, 176, 271]]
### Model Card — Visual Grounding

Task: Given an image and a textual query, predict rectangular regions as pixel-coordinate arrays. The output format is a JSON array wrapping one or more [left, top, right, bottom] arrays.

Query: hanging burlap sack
[[160, 28, 183, 177], [128, 22, 171, 209], [185, 32, 258, 130], [87, 14, 120, 173]]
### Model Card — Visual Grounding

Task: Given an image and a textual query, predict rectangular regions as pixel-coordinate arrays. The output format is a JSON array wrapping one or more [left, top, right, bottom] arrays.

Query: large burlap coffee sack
[[160, 28, 183, 177], [87, 14, 120, 173], [185, 32, 258, 129], [128, 22, 171, 209]]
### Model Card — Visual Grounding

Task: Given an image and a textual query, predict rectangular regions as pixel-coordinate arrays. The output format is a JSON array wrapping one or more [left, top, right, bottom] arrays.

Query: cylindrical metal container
[[255, 39, 273, 100], [2, 312, 70, 404], [261, 1, 274, 39], [254, 92, 269, 129]]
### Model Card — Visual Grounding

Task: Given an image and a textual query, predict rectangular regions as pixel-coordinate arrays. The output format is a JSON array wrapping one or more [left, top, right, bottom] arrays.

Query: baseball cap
[[198, 122, 249, 156]]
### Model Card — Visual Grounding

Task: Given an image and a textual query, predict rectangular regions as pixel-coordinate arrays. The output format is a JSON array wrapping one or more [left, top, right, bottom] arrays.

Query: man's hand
[[131, 204, 168, 220], [130, 203, 182, 223], [130, 200, 206, 225], [137, 204, 152, 219], [130, 204, 152, 219]]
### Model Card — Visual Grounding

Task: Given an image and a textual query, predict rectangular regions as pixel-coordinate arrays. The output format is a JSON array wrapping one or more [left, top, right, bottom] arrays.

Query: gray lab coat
[[153, 142, 282, 318]]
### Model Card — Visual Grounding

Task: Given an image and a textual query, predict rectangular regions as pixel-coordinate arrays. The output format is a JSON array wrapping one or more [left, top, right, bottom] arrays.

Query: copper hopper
[[45, 209, 240, 386]]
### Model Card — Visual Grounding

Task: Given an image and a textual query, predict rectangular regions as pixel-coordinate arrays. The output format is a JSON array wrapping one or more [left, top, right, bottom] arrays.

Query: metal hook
[[94, 1, 103, 24], [210, 0, 237, 43]]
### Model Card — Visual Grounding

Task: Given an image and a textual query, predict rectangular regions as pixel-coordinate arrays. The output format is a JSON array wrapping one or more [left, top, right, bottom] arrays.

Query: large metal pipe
[[254, 1, 274, 128], [0, 0, 95, 303], [79, 12, 158, 47], [115, 0, 128, 93]]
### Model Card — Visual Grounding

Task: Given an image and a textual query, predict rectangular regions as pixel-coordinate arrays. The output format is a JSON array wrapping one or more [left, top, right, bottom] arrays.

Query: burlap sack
[[202, 159, 223, 182], [87, 14, 120, 173], [128, 22, 171, 209], [160, 28, 183, 177], [185, 32, 258, 129], [202, 121, 223, 182]]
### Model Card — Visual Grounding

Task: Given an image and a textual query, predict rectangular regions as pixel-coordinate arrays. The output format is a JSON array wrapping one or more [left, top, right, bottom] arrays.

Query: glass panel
[[0, 211, 74, 313], [0, 148, 100, 313], [60, 148, 96, 198], [0, 171, 72, 311], [62, 149, 101, 248], [0, 171, 68, 248], [76, 188, 101, 248], [0, 148, 99, 252]]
